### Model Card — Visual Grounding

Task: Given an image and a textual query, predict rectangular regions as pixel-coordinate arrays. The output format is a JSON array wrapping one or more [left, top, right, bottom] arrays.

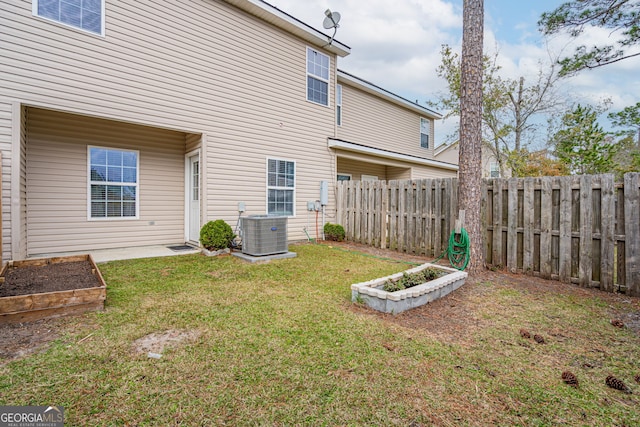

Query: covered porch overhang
[[13, 105, 206, 260]]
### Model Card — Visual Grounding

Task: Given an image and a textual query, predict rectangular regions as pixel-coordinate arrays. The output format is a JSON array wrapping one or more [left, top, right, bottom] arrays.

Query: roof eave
[[222, 0, 351, 57]]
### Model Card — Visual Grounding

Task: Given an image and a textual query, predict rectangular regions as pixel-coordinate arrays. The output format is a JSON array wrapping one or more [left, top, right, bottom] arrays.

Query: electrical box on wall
[[307, 201, 316, 211], [320, 181, 328, 206]]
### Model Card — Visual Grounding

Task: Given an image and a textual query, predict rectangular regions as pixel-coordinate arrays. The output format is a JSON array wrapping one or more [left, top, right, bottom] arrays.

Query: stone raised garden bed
[[351, 263, 467, 314], [0, 255, 106, 324]]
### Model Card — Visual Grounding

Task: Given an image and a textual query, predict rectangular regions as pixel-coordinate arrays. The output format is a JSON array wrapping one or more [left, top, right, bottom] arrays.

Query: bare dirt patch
[[0, 261, 102, 297], [130, 329, 203, 356], [0, 316, 99, 366]]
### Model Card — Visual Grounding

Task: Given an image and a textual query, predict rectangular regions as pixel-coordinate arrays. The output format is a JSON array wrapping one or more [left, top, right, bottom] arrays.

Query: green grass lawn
[[1, 243, 638, 426]]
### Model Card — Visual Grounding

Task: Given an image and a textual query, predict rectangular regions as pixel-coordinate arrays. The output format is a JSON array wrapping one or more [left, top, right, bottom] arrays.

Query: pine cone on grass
[[610, 319, 624, 328], [519, 328, 531, 339], [605, 375, 632, 394], [561, 371, 579, 387], [533, 334, 545, 344]]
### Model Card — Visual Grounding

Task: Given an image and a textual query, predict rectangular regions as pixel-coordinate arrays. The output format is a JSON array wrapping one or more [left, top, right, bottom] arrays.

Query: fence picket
[[434, 180, 443, 256], [579, 175, 593, 287], [558, 177, 572, 282], [415, 180, 424, 255], [492, 179, 504, 267], [380, 180, 388, 249], [507, 178, 518, 272], [600, 174, 615, 291], [425, 179, 433, 257], [540, 177, 553, 279], [625, 173, 640, 295], [523, 178, 535, 273]]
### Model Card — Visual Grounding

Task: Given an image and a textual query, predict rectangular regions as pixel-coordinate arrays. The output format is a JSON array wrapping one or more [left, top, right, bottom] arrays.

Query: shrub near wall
[[324, 223, 345, 242], [200, 220, 235, 251]]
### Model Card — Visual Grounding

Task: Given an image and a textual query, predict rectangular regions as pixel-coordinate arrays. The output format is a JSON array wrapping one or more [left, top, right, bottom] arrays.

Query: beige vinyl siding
[[19, 105, 27, 258], [387, 166, 411, 181], [207, 129, 337, 238], [0, 0, 331, 132], [1, 0, 342, 250], [337, 157, 388, 181], [411, 167, 457, 179], [434, 144, 460, 165], [26, 108, 185, 255], [337, 83, 435, 158], [185, 134, 202, 154]]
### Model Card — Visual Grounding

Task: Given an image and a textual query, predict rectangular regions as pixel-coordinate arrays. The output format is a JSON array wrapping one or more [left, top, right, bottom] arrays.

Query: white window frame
[[266, 158, 296, 217], [420, 117, 430, 149], [33, 0, 106, 37], [361, 175, 378, 181], [87, 146, 140, 221], [336, 84, 343, 126], [306, 47, 330, 107]]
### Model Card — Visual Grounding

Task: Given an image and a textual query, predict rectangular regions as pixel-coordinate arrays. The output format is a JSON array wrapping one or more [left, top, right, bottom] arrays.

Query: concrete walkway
[[29, 244, 201, 263]]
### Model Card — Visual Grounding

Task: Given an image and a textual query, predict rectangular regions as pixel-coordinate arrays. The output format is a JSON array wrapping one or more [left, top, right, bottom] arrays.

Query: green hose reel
[[446, 227, 470, 271]]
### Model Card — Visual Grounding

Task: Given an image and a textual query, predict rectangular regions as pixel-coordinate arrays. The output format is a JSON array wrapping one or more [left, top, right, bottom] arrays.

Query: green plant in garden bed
[[382, 267, 446, 292]]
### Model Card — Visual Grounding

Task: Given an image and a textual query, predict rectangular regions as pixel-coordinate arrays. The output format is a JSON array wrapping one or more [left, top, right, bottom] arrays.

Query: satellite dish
[[323, 9, 341, 29], [322, 9, 341, 46]]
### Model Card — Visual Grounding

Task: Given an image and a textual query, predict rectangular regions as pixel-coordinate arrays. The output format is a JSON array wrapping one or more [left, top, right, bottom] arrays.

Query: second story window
[[420, 118, 430, 149], [34, 0, 104, 35], [307, 47, 330, 106], [336, 84, 343, 125]]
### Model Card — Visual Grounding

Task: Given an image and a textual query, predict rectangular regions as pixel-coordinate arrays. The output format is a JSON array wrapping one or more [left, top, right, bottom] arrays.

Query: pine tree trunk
[[459, 0, 484, 274]]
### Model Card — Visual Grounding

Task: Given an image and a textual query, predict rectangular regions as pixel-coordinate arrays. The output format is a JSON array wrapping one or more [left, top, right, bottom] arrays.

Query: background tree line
[[433, 0, 640, 180]]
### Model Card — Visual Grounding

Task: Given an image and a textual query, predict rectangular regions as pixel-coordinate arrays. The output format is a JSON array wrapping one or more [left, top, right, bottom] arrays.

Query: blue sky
[[268, 0, 640, 146]]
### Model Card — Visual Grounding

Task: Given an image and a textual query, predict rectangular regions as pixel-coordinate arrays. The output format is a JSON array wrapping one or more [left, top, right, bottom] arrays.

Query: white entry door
[[188, 153, 200, 243]]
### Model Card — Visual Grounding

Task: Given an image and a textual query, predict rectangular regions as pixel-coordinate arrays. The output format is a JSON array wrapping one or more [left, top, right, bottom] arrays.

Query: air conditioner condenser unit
[[241, 215, 288, 256]]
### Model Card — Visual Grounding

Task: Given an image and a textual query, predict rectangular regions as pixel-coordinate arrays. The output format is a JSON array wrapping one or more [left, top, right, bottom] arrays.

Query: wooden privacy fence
[[335, 173, 640, 296]]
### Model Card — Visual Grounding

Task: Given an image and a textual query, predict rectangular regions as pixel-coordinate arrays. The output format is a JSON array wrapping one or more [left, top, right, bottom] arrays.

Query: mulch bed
[[0, 261, 103, 297]]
